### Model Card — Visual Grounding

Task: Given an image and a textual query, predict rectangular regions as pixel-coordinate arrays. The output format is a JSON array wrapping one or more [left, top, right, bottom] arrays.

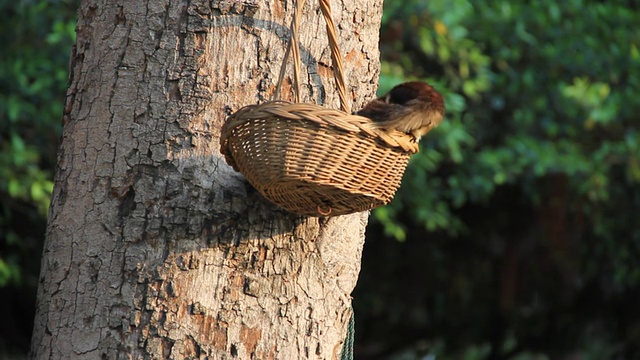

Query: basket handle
[[272, 0, 350, 114], [273, 0, 305, 103], [319, 0, 349, 113]]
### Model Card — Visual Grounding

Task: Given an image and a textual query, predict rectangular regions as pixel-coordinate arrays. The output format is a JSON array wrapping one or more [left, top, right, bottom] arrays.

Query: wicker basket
[[219, 0, 419, 216], [220, 101, 417, 216]]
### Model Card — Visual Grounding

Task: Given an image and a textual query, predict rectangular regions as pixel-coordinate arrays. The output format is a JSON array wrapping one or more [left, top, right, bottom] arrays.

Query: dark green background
[[1, 0, 638, 358]]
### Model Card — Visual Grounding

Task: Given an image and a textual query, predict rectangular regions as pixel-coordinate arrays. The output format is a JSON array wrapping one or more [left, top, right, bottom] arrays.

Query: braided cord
[[340, 308, 355, 360]]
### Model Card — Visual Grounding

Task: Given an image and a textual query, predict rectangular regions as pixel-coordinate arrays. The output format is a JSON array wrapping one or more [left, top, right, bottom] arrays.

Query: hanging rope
[[340, 307, 355, 360]]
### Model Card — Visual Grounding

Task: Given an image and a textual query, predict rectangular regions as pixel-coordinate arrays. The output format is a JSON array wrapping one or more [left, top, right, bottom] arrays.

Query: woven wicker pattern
[[220, 102, 417, 216]]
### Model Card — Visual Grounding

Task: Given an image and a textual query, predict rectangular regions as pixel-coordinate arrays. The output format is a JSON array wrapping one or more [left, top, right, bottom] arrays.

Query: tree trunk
[[30, 0, 383, 358]]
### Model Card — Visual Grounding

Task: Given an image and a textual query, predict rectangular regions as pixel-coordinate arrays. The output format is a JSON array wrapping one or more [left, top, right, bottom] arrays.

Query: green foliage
[[0, 0, 76, 284], [360, 0, 640, 358], [377, 0, 640, 258], [0, 0, 77, 355], [375, 0, 640, 239]]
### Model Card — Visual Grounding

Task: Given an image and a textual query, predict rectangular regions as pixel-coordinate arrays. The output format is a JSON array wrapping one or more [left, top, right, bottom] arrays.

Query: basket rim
[[220, 100, 420, 155]]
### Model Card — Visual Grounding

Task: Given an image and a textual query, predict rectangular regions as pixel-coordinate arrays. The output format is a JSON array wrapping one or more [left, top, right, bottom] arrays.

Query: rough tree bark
[[30, 0, 383, 358]]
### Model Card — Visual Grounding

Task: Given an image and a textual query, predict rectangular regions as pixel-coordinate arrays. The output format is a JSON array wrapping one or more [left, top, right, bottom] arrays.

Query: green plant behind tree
[[359, 0, 640, 358], [0, 0, 77, 354]]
